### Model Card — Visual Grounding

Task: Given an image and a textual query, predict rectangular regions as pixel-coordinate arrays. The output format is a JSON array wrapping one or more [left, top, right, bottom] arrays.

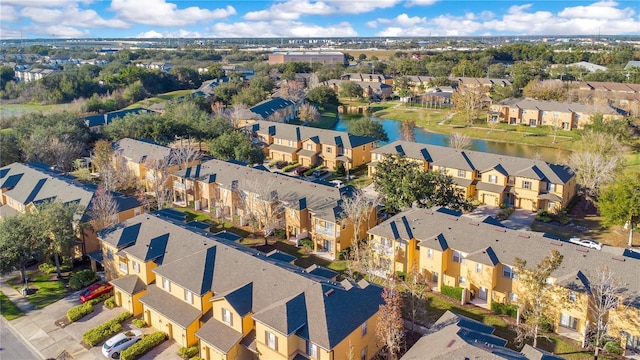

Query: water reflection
[[334, 117, 571, 163]]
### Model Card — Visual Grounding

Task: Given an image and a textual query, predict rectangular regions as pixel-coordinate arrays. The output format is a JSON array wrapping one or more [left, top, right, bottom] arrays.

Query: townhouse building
[[488, 98, 623, 129], [341, 73, 393, 86], [268, 51, 345, 65], [319, 79, 393, 100], [369, 141, 576, 212], [402, 311, 563, 360], [97, 212, 384, 359], [82, 108, 153, 133], [246, 120, 377, 172], [368, 207, 640, 355], [172, 159, 377, 260], [574, 81, 640, 115], [0, 162, 144, 258], [15, 68, 60, 82], [112, 138, 201, 192]]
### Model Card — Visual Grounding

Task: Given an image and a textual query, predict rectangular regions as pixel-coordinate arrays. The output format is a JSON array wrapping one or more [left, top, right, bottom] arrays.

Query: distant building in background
[[567, 61, 607, 73], [268, 51, 345, 65]]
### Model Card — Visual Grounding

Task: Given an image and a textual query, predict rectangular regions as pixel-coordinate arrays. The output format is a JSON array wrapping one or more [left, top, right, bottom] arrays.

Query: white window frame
[[503, 265, 514, 279], [568, 291, 576, 303], [107, 249, 113, 260], [488, 174, 498, 184], [222, 308, 233, 326], [184, 290, 193, 304], [361, 347, 367, 360], [427, 249, 433, 259], [266, 331, 277, 350], [458, 169, 466, 178], [452, 250, 462, 263], [547, 183, 556, 191], [361, 321, 368, 337], [559, 313, 578, 330], [307, 341, 318, 358], [459, 276, 466, 284], [476, 263, 482, 273], [162, 278, 171, 291], [523, 180, 532, 190], [119, 261, 128, 274], [132, 261, 139, 273], [509, 292, 518, 302]]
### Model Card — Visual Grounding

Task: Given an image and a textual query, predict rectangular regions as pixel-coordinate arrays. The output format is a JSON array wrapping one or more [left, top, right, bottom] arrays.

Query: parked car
[[102, 330, 143, 359], [329, 180, 344, 188], [569, 237, 602, 250], [80, 282, 114, 303], [294, 166, 309, 176], [313, 169, 328, 178]]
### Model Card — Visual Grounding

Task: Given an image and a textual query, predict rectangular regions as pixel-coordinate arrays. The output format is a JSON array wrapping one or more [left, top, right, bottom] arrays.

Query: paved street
[[1, 317, 40, 360]]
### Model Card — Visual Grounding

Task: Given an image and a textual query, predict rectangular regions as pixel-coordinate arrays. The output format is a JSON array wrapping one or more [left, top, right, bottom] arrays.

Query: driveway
[[465, 205, 535, 231], [1, 279, 181, 360]]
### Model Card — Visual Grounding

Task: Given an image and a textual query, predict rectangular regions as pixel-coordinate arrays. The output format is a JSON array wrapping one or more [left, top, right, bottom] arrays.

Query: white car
[[329, 180, 344, 188], [569, 237, 602, 250], [102, 330, 143, 359]]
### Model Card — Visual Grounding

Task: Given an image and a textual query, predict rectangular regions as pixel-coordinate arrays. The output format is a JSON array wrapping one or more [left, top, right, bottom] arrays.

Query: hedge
[[82, 311, 132, 347], [132, 318, 146, 328], [121, 331, 167, 360], [282, 163, 300, 172], [69, 269, 98, 290], [303, 164, 319, 177], [441, 284, 463, 301], [104, 296, 116, 308], [67, 303, 93, 322], [491, 302, 518, 318], [178, 345, 199, 359]]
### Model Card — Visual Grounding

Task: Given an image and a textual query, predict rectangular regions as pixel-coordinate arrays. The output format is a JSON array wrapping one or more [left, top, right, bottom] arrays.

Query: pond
[[334, 117, 572, 164]]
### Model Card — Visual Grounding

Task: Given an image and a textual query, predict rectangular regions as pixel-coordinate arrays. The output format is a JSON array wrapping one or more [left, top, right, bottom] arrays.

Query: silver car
[[102, 330, 143, 359], [569, 237, 602, 250]]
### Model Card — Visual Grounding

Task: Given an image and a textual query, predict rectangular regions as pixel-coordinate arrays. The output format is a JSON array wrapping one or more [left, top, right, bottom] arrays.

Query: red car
[[79, 283, 114, 303]]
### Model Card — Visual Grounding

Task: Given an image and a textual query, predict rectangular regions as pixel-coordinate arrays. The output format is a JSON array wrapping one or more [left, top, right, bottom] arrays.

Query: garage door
[[482, 194, 498, 206], [519, 198, 534, 211]]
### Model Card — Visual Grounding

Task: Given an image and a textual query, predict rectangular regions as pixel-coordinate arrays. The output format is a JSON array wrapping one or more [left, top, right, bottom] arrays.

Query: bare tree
[[228, 103, 250, 129], [89, 185, 119, 231], [281, 80, 306, 102], [210, 101, 226, 117], [448, 132, 472, 150], [101, 154, 138, 192], [341, 191, 376, 265], [298, 102, 321, 124], [402, 269, 429, 333], [244, 178, 285, 245], [173, 145, 200, 169], [144, 158, 172, 210], [92, 139, 114, 174], [49, 135, 84, 172], [452, 87, 484, 124], [400, 120, 416, 142], [587, 266, 624, 360], [376, 276, 405, 360]]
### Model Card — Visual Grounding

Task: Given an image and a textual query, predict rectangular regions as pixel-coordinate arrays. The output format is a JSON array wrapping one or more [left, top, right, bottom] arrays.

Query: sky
[[0, 0, 639, 40]]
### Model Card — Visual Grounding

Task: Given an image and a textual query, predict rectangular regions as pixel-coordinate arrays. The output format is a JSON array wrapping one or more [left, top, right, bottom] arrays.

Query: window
[[184, 290, 193, 304], [119, 261, 128, 274], [508, 176, 515, 184], [326, 146, 332, 153], [222, 308, 233, 326], [307, 342, 318, 358], [307, 143, 313, 150], [277, 138, 282, 145], [290, 209, 295, 218], [476, 263, 482, 273], [568, 291, 576, 303], [361, 347, 367, 360], [134, 207, 141, 216], [132, 261, 139, 273], [548, 202, 556, 209], [547, 183, 556, 191], [427, 249, 433, 259], [162, 278, 171, 291], [559, 313, 578, 330], [452, 250, 462, 263], [361, 321, 368, 337], [458, 169, 466, 178], [459, 276, 466, 284], [627, 334, 640, 351], [265, 331, 277, 350], [523, 181, 532, 189], [488, 175, 498, 184], [509, 292, 518, 302], [431, 272, 439, 284], [503, 265, 515, 279], [107, 249, 113, 260], [289, 140, 293, 146]]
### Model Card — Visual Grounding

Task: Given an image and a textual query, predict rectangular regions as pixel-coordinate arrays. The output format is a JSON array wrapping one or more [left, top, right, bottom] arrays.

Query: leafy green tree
[[249, 75, 275, 93], [233, 86, 268, 107], [372, 154, 471, 213], [37, 200, 84, 278], [0, 131, 21, 166], [598, 171, 640, 247], [122, 80, 148, 103], [339, 81, 364, 101], [451, 59, 485, 77], [514, 250, 564, 348], [348, 117, 389, 142], [208, 131, 264, 164], [0, 213, 46, 284], [307, 86, 338, 105], [169, 66, 201, 88], [206, 64, 224, 79], [393, 76, 412, 97], [213, 81, 243, 105], [0, 66, 15, 90]]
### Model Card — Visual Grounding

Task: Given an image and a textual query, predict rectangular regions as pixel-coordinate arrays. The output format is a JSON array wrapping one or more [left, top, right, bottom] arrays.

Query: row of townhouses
[[97, 211, 384, 360], [368, 207, 640, 356], [369, 140, 577, 212]]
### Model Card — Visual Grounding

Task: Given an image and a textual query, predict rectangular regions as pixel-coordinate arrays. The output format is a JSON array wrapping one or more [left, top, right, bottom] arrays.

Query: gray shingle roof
[[138, 285, 202, 328], [195, 317, 243, 353], [247, 120, 376, 149], [113, 138, 175, 164], [370, 207, 640, 299], [373, 140, 574, 184], [109, 274, 147, 295], [100, 213, 384, 349]]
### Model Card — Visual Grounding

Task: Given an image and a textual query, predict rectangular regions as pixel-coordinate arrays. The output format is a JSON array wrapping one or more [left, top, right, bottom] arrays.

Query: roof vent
[[494, 228, 506, 233], [612, 256, 626, 262], [446, 340, 456, 348], [469, 222, 479, 226], [324, 289, 335, 297], [448, 217, 458, 221], [518, 234, 530, 239], [575, 247, 588, 253], [550, 240, 563, 247]]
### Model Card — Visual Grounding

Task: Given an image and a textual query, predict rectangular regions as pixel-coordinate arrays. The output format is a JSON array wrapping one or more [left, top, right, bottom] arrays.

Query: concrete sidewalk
[[1, 274, 180, 360]]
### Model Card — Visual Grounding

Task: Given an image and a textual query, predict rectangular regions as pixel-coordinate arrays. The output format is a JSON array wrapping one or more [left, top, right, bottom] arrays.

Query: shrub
[[69, 269, 97, 290], [38, 263, 57, 274], [132, 318, 146, 328], [82, 311, 132, 347], [300, 238, 314, 250], [282, 162, 300, 172], [104, 296, 116, 308], [178, 346, 199, 359], [274, 161, 288, 169], [441, 284, 463, 301], [603, 339, 622, 355], [491, 302, 518, 318], [535, 210, 552, 223], [87, 293, 112, 306], [121, 331, 167, 360], [67, 303, 93, 322], [303, 165, 319, 177]]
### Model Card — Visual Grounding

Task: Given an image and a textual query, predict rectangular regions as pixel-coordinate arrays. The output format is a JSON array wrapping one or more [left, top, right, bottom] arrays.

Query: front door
[[167, 323, 173, 340], [323, 239, 333, 252], [478, 287, 488, 301]]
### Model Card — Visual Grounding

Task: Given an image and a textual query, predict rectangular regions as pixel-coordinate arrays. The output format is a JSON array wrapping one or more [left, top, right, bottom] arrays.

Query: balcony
[[372, 243, 393, 256], [314, 226, 337, 238]]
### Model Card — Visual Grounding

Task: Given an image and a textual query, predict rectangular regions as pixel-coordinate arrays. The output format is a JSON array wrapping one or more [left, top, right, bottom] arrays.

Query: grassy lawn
[[125, 89, 194, 109], [175, 208, 252, 238], [9, 271, 71, 309], [289, 103, 339, 129], [0, 102, 67, 117], [625, 151, 640, 170], [0, 291, 24, 320]]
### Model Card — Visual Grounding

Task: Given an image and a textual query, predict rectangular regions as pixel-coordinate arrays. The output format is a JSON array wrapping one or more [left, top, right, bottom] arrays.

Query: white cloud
[[1, 5, 18, 22], [406, 0, 439, 5], [0, 27, 22, 39], [109, 0, 236, 27], [21, 5, 129, 28], [2, 0, 93, 7], [210, 20, 357, 38], [244, 0, 335, 21], [327, 0, 400, 14], [136, 30, 163, 38], [32, 25, 91, 38], [558, 1, 633, 20]]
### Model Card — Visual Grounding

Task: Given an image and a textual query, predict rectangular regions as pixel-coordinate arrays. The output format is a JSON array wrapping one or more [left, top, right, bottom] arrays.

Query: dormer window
[[162, 278, 171, 291], [222, 308, 233, 326]]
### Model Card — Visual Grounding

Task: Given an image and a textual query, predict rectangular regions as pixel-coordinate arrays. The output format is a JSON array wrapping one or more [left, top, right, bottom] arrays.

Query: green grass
[[272, 241, 348, 272], [125, 89, 194, 109], [0, 291, 24, 320], [175, 208, 251, 237], [625, 152, 640, 170], [0, 103, 66, 117], [10, 271, 70, 309]]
